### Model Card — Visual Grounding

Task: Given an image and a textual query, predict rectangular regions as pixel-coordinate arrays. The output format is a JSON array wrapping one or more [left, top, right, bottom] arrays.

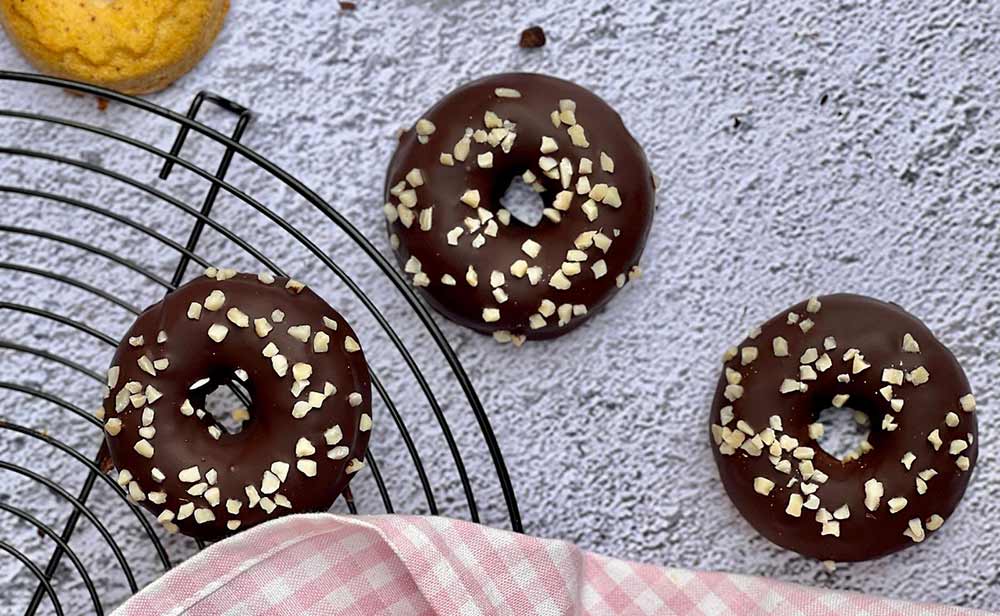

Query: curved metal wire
[[0, 77, 521, 528], [1, 145, 481, 522], [0, 502, 103, 614], [0, 419, 171, 569], [0, 461, 138, 592], [0, 203, 439, 515], [0, 542, 64, 616], [0, 262, 139, 314], [0, 69, 523, 613], [0, 418, 171, 565], [0, 223, 420, 515]]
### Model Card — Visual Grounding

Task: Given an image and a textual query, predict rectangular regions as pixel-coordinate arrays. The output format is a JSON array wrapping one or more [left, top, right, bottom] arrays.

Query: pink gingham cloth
[[114, 514, 990, 616]]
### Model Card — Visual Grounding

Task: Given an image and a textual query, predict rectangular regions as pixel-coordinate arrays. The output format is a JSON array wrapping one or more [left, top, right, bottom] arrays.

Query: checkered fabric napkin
[[114, 514, 989, 615]]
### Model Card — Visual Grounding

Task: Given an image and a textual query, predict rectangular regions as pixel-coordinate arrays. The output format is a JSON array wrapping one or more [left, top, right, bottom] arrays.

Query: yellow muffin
[[0, 0, 229, 94]]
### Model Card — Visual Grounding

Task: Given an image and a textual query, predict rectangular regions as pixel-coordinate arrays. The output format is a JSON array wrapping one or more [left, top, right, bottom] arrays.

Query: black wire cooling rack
[[0, 71, 522, 615]]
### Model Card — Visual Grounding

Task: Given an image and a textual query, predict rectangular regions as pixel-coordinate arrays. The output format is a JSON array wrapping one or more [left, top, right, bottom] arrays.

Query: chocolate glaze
[[102, 272, 371, 541], [385, 73, 656, 340], [710, 294, 977, 561]]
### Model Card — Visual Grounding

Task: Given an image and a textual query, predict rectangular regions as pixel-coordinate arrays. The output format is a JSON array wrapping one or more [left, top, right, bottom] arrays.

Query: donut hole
[[499, 174, 545, 226], [193, 374, 253, 435], [813, 405, 872, 462]]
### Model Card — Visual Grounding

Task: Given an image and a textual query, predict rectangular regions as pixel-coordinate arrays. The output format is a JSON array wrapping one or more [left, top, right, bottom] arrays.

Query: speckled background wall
[[1, 1, 998, 613]]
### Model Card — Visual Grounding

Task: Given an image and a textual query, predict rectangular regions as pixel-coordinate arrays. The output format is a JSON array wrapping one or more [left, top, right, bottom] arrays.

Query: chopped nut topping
[[288, 325, 311, 342], [272, 354, 289, 378], [453, 137, 471, 162], [901, 452, 916, 470], [956, 455, 970, 471], [495, 87, 522, 98], [176, 502, 195, 521], [551, 190, 574, 212], [959, 394, 976, 412], [740, 346, 758, 366], [864, 478, 884, 511], [419, 207, 434, 231], [591, 260, 608, 279], [403, 168, 424, 188], [753, 477, 775, 495], [297, 459, 318, 477], [600, 152, 615, 173], [926, 515, 944, 531], [227, 307, 250, 328], [490, 271, 505, 288], [786, 493, 804, 517], [179, 466, 201, 483], [882, 368, 904, 385], [823, 336, 837, 350], [323, 425, 343, 446], [207, 324, 229, 342], [415, 119, 436, 136], [772, 337, 789, 357], [927, 429, 943, 450], [567, 124, 589, 147], [104, 418, 122, 436], [549, 271, 572, 290], [204, 290, 226, 312], [260, 470, 281, 495], [328, 446, 349, 460], [460, 190, 481, 208], [903, 518, 925, 543], [561, 262, 581, 276], [945, 411, 960, 427], [779, 379, 803, 394], [521, 239, 542, 259], [888, 497, 908, 513], [906, 366, 930, 386], [949, 439, 968, 455], [792, 446, 815, 460], [291, 400, 312, 419], [482, 308, 501, 323], [313, 331, 331, 353], [902, 333, 920, 353], [806, 297, 822, 313], [558, 158, 574, 189]]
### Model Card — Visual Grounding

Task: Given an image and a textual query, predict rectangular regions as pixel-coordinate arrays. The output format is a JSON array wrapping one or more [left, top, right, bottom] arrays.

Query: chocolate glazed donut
[[98, 269, 372, 540], [383, 73, 656, 343], [709, 294, 977, 561]]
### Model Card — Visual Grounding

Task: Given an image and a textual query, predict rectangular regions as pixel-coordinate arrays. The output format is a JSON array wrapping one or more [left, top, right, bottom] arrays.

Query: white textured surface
[[1, 1, 998, 613]]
